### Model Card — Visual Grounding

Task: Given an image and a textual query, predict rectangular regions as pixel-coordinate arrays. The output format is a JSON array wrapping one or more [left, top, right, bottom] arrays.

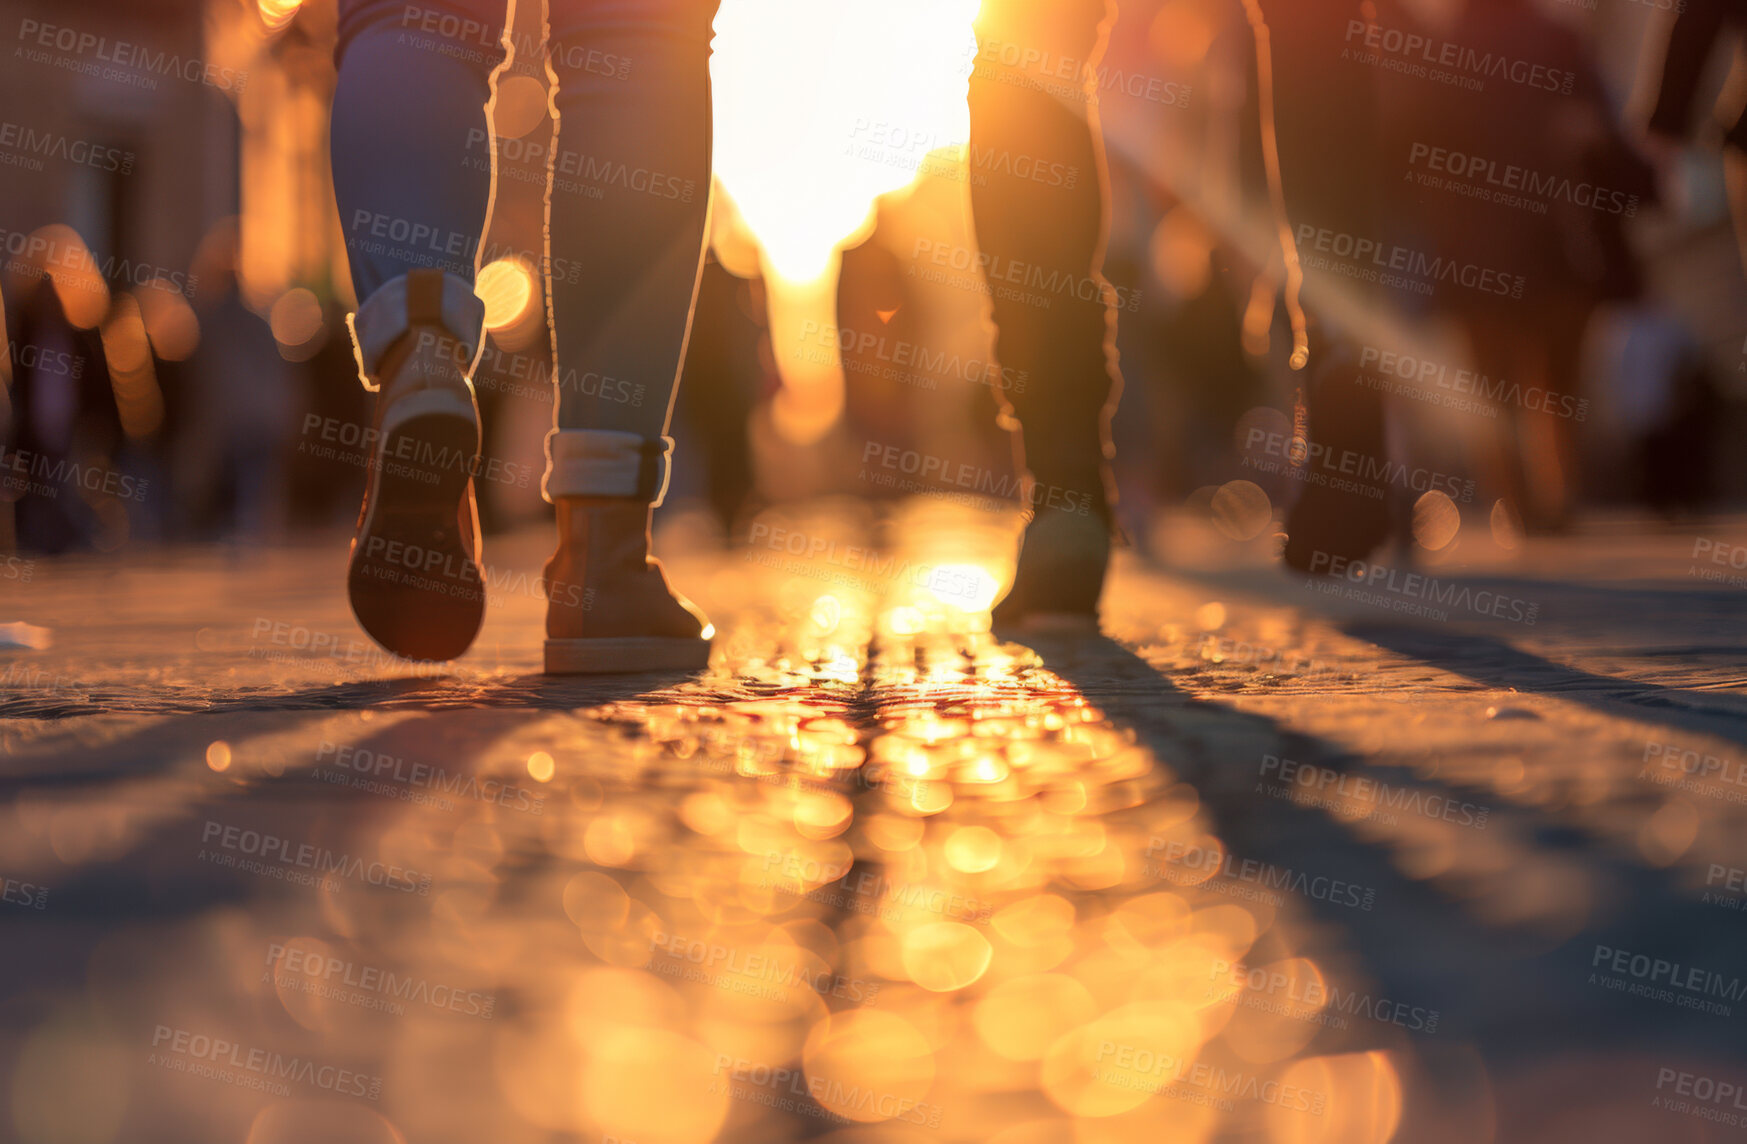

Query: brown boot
[[345, 270, 486, 662], [541, 431, 711, 674]]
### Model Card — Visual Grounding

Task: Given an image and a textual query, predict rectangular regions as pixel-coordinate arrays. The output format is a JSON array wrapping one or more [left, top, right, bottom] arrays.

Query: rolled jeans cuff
[[543, 429, 673, 505], [347, 270, 487, 391]]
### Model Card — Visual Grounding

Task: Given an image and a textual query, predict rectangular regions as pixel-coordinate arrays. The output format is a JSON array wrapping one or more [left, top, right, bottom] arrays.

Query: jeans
[[334, 0, 1117, 502], [332, 0, 719, 438]]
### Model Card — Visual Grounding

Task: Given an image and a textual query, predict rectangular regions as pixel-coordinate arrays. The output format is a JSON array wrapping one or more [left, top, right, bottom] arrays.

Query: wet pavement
[[3, 501, 1747, 1144]]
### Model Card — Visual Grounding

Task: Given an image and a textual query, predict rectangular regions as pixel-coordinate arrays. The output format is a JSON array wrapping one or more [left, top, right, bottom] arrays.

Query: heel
[[348, 408, 484, 662]]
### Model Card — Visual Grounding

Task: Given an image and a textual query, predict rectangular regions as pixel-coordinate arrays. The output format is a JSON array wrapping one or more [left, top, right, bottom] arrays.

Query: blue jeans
[[332, 0, 719, 436]]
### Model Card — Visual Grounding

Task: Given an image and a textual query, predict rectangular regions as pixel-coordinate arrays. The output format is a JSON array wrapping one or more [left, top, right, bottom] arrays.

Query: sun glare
[[256, 0, 303, 33], [710, 0, 979, 442], [711, 0, 979, 283]]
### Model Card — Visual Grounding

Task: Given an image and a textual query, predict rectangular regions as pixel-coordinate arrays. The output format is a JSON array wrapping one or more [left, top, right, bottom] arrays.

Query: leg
[[1255, 0, 1393, 571], [332, 0, 510, 296], [537, 0, 721, 672], [332, 0, 511, 660], [969, 0, 1122, 626]]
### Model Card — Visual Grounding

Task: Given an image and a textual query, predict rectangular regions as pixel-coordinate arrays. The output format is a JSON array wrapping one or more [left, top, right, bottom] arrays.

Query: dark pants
[[969, 0, 1121, 513]]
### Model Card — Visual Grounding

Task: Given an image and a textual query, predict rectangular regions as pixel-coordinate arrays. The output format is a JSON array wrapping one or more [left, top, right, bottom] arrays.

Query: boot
[[541, 430, 712, 674], [345, 270, 486, 662], [990, 461, 1115, 633]]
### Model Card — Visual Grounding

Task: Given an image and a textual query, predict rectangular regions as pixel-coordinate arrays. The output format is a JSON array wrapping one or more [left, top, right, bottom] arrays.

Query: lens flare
[[257, 0, 304, 32]]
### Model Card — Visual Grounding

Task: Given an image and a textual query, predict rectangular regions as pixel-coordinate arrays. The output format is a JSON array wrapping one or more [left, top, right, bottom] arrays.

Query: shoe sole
[[348, 392, 484, 662], [544, 636, 712, 675]]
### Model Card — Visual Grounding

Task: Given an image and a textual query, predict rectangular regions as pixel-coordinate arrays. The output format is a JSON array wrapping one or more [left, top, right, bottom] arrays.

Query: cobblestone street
[[3, 502, 1747, 1143]]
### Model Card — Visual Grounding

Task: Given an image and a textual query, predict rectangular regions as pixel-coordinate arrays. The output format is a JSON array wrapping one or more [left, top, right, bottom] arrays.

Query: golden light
[[134, 279, 200, 361], [973, 974, 1096, 1061], [1412, 490, 1462, 551], [491, 75, 550, 141], [1210, 480, 1273, 541], [247, 1103, 405, 1144], [900, 921, 992, 991], [1638, 798, 1698, 867], [1264, 1052, 1403, 1144], [802, 1010, 937, 1121], [584, 1029, 731, 1144], [100, 295, 165, 439], [1150, 0, 1221, 69], [944, 824, 1003, 873], [924, 562, 1002, 612], [1151, 207, 1215, 301], [527, 751, 556, 783], [1221, 957, 1329, 1064], [268, 287, 326, 359], [205, 742, 232, 773], [711, 0, 977, 282], [28, 225, 109, 329], [476, 257, 538, 332], [711, 0, 979, 442], [1041, 1001, 1204, 1118], [256, 0, 304, 33]]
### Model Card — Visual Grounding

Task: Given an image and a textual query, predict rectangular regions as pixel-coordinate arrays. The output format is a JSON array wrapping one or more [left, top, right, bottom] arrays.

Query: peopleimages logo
[[0, 874, 48, 910], [0, 445, 149, 502], [1654, 1067, 1747, 1125], [1590, 944, 1745, 1016], [463, 132, 694, 203], [1142, 838, 1378, 911], [199, 821, 433, 895], [1307, 552, 1540, 625], [8, 339, 86, 380], [149, 1025, 382, 1100], [860, 441, 1094, 515], [709, 1057, 944, 1128], [848, 120, 1081, 189], [1407, 143, 1639, 216], [1210, 959, 1441, 1033], [399, 4, 632, 79], [972, 38, 1192, 109], [1359, 345, 1589, 421], [316, 741, 546, 814], [910, 238, 1143, 312], [650, 931, 881, 1003], [1092, 1042, 1328, 1114], [1342, 20, 1576, 94], [265, 944, 496, 1019], [0, 122, 133, 174], [16, 19, 249, 92], [1296, 225, 1526, 299], [1260, 754, 1492, 829], [1243, 425, 1474, 502], [0, 226, 198, 296], [796, 319, 1027, 393]]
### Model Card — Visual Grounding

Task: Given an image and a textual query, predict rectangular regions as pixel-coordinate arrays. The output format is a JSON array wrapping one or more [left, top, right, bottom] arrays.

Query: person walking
[[332, 0, 1127, 670]]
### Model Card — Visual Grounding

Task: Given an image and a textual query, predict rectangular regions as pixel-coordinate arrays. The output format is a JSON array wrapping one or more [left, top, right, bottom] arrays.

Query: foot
[[991, 501, 1112, 633], [346, 272, 485, 662], [1280, 343, 1392, 575], [543, 498, 711, 673]]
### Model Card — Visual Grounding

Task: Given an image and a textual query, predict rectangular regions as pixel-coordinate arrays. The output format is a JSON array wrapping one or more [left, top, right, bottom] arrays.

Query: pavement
[[2, 499, 1747, 1144]]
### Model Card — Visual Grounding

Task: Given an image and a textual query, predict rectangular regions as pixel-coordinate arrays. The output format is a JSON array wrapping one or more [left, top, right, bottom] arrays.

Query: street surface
[[3, 500, 1746, 1144]]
